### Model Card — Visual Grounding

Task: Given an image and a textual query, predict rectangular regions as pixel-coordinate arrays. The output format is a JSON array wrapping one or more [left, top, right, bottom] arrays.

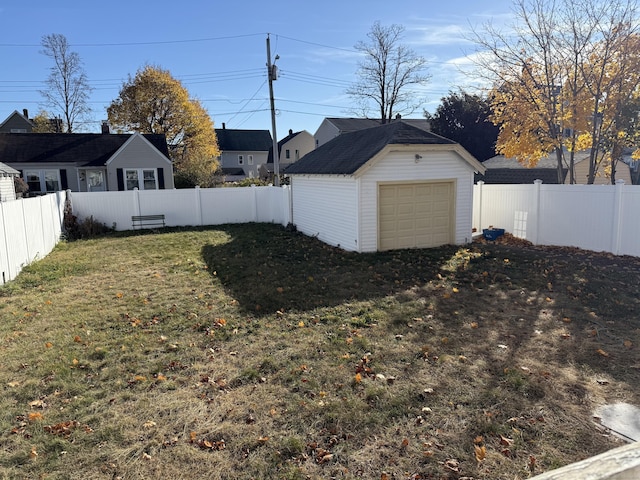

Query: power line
[[0, 33, 266, 48]]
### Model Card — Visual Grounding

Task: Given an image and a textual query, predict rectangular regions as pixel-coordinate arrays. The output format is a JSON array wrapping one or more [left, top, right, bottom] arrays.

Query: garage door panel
[[378, 182, 453, 250]]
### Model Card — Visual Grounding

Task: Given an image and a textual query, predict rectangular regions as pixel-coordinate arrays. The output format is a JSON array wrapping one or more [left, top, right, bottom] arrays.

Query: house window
[[295, 149, 300, 160], [10, 128, 27, 133], [23, 169, 60, 193], [285, 149, 290, 159], [124, 169, 158, 190], [248, 155, 254, 165], [238, 155, 244, 165]]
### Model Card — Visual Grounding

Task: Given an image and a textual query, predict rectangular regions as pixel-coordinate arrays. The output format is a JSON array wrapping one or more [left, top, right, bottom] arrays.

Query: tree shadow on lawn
[[201, 224, 640, 396]]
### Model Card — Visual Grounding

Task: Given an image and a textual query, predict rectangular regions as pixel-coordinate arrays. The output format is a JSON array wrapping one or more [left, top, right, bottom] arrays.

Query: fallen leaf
[[28, 412, 43, 422], [354, 373, 362, 383], [624, 340, 633, 349], [499, 435, 513, 446], [596, 348, 610, 357], [143, 421, 156, 429], [474, 444, 486, 462], [470, 322, 479, 329], [45, 342, 53, 348], [73, 335, 82, 343], [29, 447, 38, 459], [257, 436, 269, 444]]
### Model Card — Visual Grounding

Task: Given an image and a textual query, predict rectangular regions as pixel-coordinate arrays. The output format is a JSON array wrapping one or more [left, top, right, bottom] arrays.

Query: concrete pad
[[595, 403, 640, 442]]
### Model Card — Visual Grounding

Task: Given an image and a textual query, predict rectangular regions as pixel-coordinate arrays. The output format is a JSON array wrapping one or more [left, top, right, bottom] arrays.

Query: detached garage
[[285, 120, 486, 252]]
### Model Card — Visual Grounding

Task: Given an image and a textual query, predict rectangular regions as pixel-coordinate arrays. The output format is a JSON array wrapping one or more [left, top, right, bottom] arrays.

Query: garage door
[[378, 182, 454, 250]]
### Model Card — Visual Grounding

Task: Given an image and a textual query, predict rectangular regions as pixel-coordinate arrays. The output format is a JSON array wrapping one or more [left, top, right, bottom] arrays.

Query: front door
[[87, 170, 106, 192]]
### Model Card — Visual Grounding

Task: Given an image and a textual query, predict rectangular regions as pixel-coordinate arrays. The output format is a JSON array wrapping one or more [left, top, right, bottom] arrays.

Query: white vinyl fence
[[473, 180, 640, 257], [69, 185, 292, 231], [0, 192, 66, 284]]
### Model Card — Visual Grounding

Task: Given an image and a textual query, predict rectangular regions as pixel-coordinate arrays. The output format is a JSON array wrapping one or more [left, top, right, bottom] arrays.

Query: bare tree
[[40, 33, 92, 133], [347, 22, 429, 122]]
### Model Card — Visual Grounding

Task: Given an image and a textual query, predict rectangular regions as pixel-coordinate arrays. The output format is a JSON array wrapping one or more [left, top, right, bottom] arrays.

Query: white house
[[0, 162, 19, 201], [286, 120, 485, 252]]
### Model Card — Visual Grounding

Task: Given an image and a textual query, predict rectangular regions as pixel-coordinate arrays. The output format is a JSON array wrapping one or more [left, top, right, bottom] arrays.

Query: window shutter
[[60, 169, 68, 190], [117, 168, 124, 191], [157, 168, 165, 189]]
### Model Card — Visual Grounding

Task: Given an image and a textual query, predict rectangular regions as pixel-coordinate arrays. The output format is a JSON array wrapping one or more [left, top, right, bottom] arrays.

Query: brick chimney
[[101, 121, 110, 134], [23, 109, 29, 119]]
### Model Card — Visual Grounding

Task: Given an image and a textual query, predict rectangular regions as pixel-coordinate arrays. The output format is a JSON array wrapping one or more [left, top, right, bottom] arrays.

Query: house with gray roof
[[286, 120, 484, 252], [314, 117, 430, 148], [478, 150, 632, 185], [0, 132, 173, 194], [215, 125, 272, 180]]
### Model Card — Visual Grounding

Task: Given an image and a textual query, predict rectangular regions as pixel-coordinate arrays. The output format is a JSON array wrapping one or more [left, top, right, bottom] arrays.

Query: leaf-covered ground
[[0, 224, 638, 479]]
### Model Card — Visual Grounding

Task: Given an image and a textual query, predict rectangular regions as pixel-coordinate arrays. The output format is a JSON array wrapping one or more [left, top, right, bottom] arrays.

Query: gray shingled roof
[[215, 129, 272, 152], [475, 168, 566, 184], [285, 120, 456, 175], [0, 133, 170, 167], [323, 117, 431, 134]]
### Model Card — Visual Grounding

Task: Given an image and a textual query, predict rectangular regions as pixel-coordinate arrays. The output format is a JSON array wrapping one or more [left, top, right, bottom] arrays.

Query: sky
[[0, 0, 515, 137]]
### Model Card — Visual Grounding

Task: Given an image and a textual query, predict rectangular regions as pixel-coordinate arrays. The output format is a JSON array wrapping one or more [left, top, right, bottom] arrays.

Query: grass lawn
[[1, 223, 639, 479]]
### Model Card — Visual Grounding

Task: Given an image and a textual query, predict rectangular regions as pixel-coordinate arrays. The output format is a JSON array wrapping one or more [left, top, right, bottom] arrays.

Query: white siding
[[0, 176, 16, 201], [359, 150, 475, 252], [313, 120, 340, 148], [291, 175, 359, 251]]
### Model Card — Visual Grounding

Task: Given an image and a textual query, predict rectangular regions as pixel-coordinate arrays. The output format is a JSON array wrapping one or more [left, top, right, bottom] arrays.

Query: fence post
[[532, 179, 543, 245], [133, 188, 141, 217], [475, 181, 484, 233], [252, 185, 258, 222], [194, 186, 203, 226], [612, 179, 625, 255]]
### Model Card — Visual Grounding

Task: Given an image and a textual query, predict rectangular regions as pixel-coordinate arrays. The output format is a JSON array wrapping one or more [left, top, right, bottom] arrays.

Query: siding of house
[[106, 134, 174, 190], [291, 175, 359, 251], [279, 132, 314, 167], [568, 158, 632, 185], [0, 176, 16, 201], [0, 112, 32, 133], [313, 120, 340, 148], [358, 150, 475, 252], [220, 151, 269, 178]]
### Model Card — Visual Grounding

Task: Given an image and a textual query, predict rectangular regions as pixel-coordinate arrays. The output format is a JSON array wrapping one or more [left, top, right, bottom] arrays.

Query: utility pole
[[266, 33, 280, 186]]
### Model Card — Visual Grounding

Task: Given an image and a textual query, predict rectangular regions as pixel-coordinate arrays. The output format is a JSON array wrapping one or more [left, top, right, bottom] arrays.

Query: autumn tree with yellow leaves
[[107, 66, 220, 188], [473, 0, 640, 184]]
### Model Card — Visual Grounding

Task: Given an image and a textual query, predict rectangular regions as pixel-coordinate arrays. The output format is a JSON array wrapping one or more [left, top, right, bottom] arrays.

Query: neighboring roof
[[320, 117, 431, 135], [0, 110, 33, 131], [0, 133, 170, 166], [0, 161, 19, 176], [483, 149, 591, 169], [215, 128, 272, 152], [221, 168, 245, 176], [476, 168, 565, 184], [286, 120, 483, 175]]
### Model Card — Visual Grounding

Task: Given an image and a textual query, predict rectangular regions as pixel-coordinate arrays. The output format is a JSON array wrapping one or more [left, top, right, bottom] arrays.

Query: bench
[[132, 214, 165, 230]]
